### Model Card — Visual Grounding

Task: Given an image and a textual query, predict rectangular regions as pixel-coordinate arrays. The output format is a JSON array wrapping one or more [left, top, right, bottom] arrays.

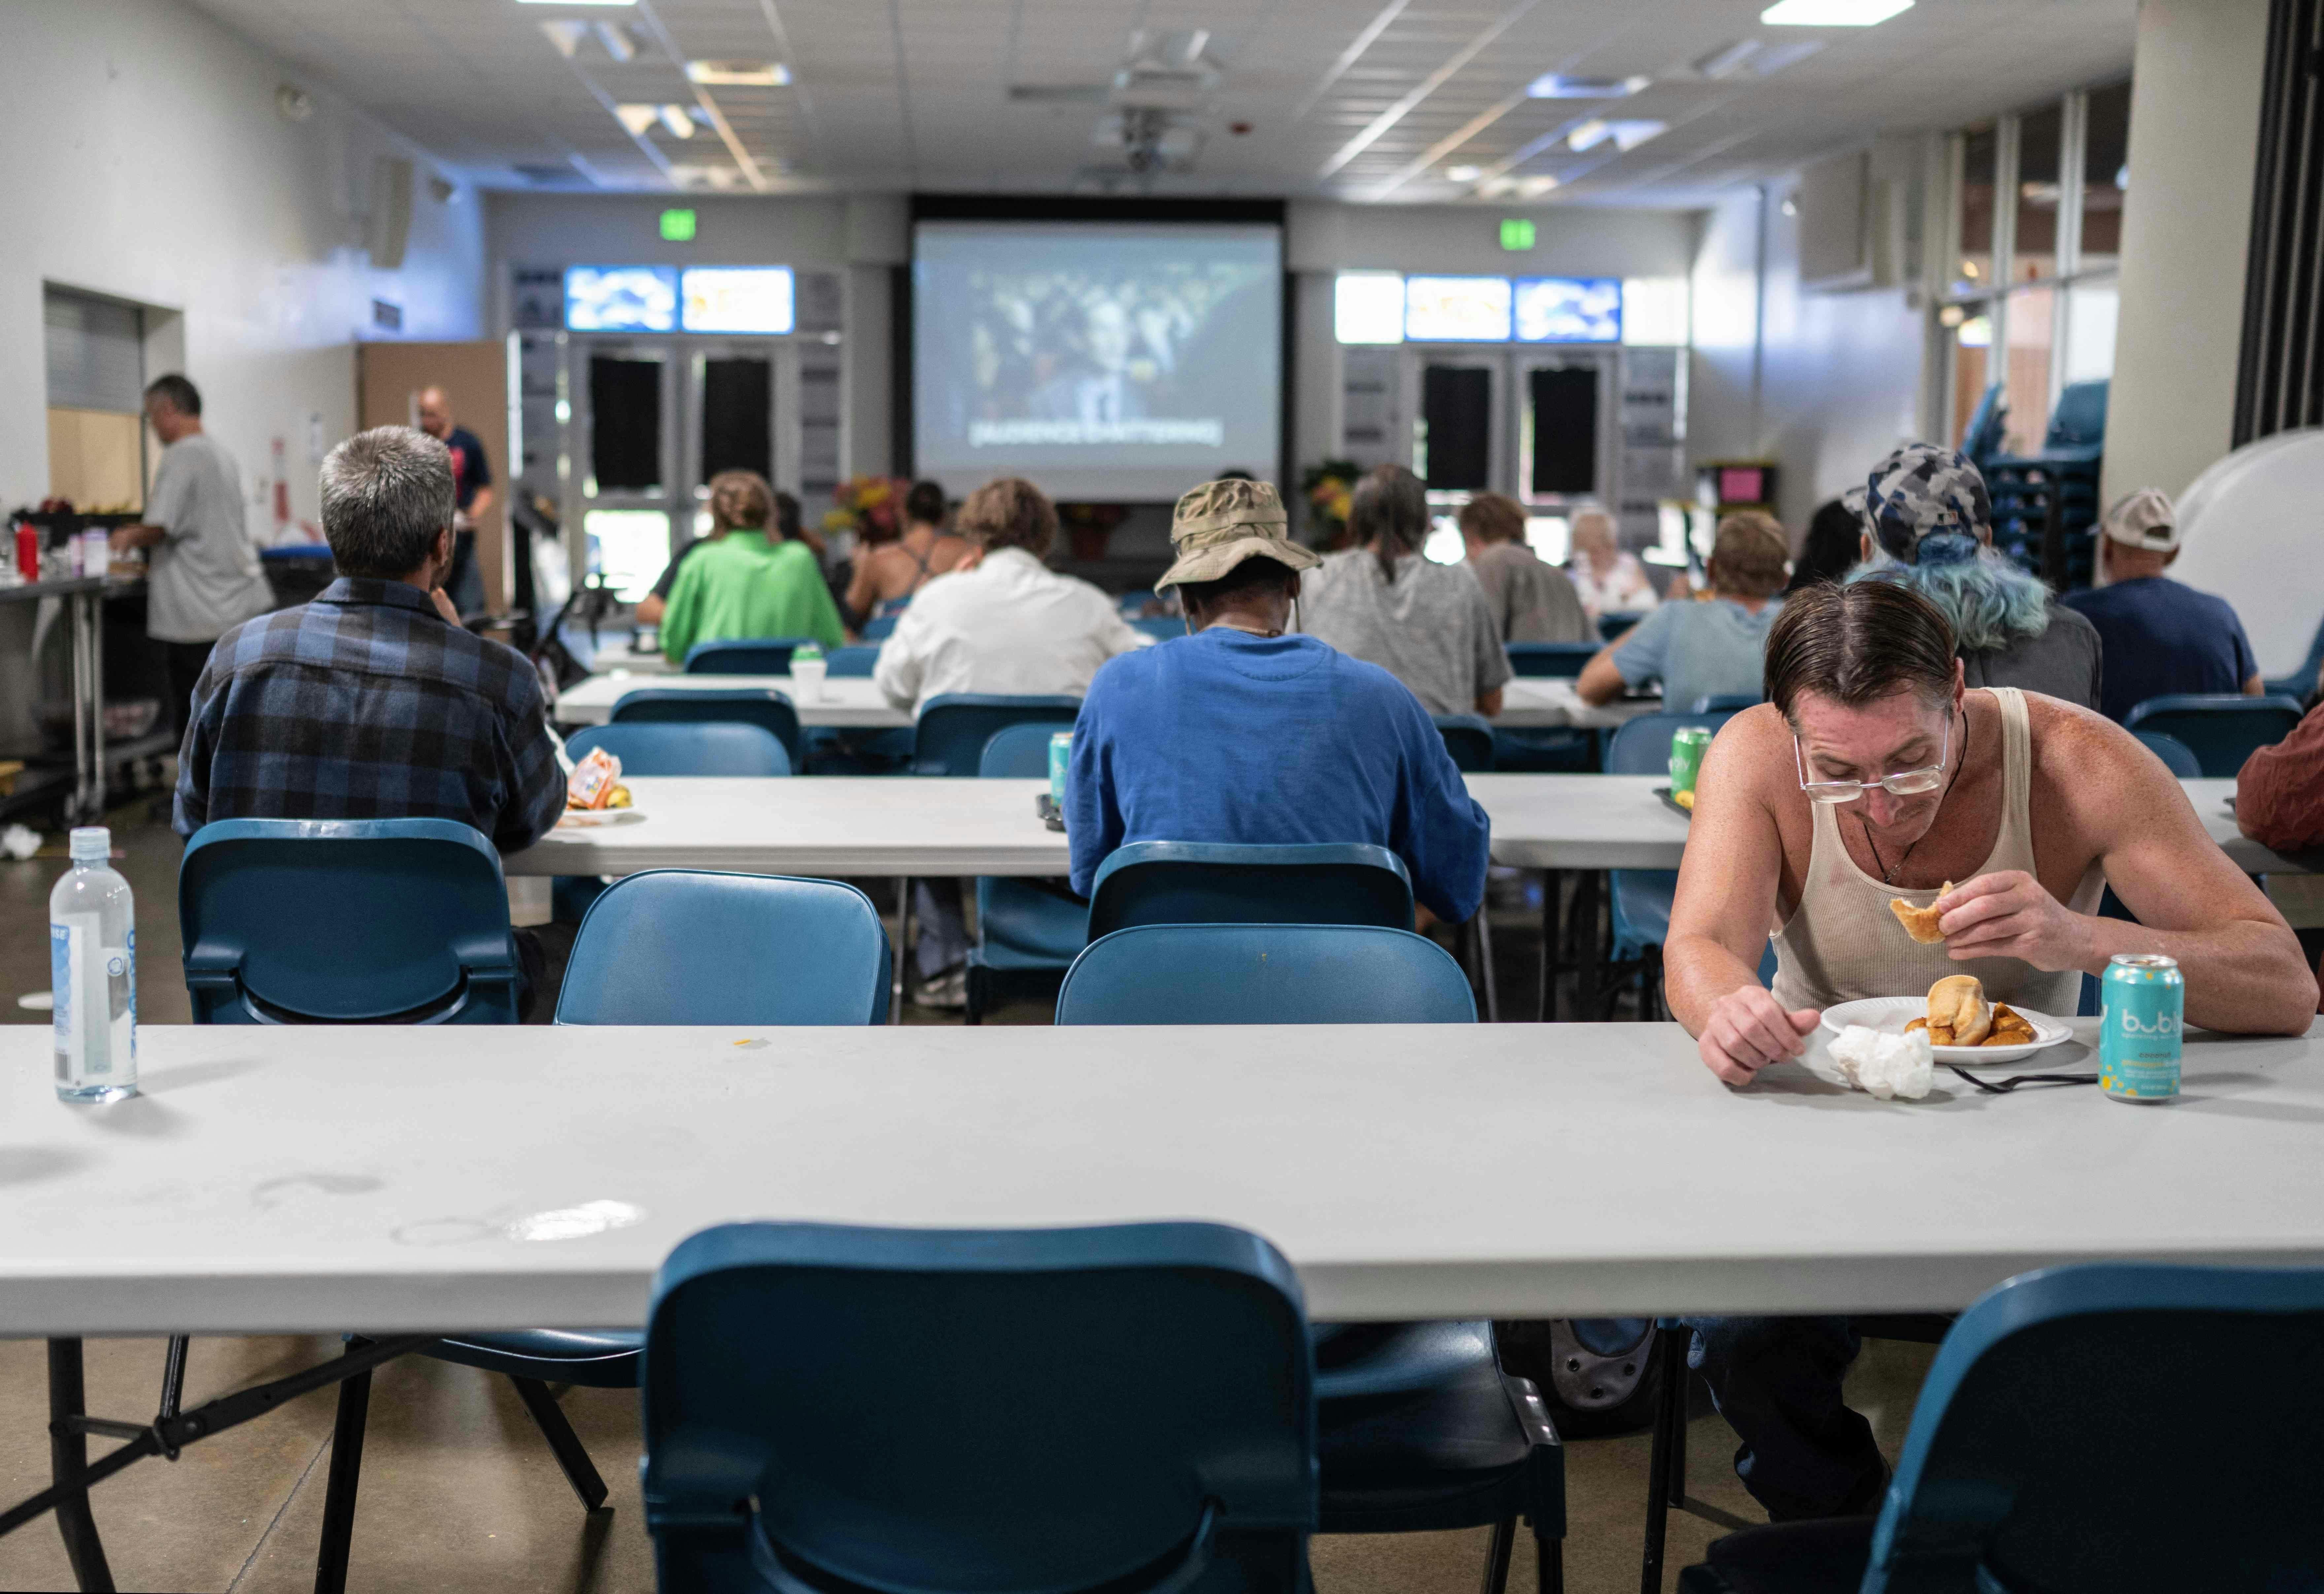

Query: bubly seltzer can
[[1669, 726, 1713, 798], [1048, 731, 1073, 811], [2100, 953, 2182, 1102]]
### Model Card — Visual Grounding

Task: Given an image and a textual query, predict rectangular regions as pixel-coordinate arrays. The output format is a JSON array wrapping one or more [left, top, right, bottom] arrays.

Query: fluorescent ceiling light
[[614, 103, 661, 137], [594, 21, 636, 61], [1515, 175, 1559, 198], [1567, 119, 1610, 152], [658, 105, 696, 139], [1527, 73, 1650, 99], [688, 59, 790, 86], [1693, 40, 1761, 78], [1446, 163, 1482, 182], [1760, 0, 1912, 24], [1571, 118, 1666, 153]]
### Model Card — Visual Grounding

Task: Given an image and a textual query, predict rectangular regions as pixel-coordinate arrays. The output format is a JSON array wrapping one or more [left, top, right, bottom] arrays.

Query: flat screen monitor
[[682, 267, 795, 334], [1515, 277, 1622, 343], [912, 221, 1283, 501], [1405, 276, 1513, 342], [565, 266, 679, 333]]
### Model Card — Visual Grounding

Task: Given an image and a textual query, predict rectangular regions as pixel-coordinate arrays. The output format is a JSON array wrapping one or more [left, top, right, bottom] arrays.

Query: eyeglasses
[[1793, 712, 1953, 805]]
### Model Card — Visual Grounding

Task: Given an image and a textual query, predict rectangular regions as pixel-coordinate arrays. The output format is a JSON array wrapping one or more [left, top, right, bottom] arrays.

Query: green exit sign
[[1499, 218, 1536, 251], [660, 208, 698, 242]]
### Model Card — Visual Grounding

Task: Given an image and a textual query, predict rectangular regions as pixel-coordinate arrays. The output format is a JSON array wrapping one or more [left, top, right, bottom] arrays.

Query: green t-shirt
[[660, 531, 846, 663]]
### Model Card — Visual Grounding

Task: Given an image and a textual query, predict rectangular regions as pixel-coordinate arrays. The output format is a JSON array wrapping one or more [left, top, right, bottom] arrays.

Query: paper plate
[[556, 808, 646, 829], [1819, 995, 2073, 1065]]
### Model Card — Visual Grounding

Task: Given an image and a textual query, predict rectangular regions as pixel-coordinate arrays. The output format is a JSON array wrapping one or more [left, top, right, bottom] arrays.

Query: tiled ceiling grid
[[184, 0, 2137, 204]]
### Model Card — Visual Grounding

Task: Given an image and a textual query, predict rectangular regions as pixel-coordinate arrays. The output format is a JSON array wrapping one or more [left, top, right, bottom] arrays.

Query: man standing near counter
[[417, 385, 494, 619], [110, 375, 276, 739]]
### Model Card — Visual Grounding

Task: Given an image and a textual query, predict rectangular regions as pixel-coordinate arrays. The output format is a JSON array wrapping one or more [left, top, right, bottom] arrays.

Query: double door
[[1399, 345, 1618, 509]]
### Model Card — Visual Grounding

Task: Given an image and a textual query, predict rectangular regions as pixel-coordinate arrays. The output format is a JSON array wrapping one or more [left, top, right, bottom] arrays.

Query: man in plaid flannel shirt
[[173, 428, 565, 991]]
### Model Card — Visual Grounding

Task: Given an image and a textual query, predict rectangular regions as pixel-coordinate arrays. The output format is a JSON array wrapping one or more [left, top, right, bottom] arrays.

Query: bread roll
[[1927, 974, 1992, 1047], [1889, 883, 1953, 945]]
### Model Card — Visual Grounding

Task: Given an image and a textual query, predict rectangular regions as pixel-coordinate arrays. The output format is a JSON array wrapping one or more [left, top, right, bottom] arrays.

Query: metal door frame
[[1510, 345, 1621, 512], [1400, 344, 1508, 495]]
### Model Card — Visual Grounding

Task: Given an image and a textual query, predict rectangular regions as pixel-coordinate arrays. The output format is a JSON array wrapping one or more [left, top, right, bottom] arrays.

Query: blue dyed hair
[[1848, 539, 2053, 653]]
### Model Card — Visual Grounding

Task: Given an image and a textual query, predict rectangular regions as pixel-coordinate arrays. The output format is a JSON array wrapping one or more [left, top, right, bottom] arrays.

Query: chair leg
[[1481, 1514, 1516, 1594], [47, 1338, 115, 1593], [890, 877, 912, 1025], [1639, 1325, 1687, 1594], [965, 963, 984, 1025], [314, 1364, 372, 1594], [1536, 1528, 1564, 1594], [508, 1376, 610, 1512], [1644, 944, 1665, 1023]]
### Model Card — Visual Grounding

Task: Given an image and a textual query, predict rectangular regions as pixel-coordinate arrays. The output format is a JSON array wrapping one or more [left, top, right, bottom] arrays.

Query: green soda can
[[1048, 731, 1073, 811], [2100, 953, 2182, 1103], [1668, 725, 1713, 799]]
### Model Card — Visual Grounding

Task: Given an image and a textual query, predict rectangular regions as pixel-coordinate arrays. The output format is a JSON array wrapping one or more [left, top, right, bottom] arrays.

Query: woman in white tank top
[[1665, 581, 2311, 1089]]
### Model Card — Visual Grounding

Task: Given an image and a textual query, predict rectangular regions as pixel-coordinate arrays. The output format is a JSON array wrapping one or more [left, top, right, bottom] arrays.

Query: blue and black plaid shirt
[[173, 578, 565, 853]]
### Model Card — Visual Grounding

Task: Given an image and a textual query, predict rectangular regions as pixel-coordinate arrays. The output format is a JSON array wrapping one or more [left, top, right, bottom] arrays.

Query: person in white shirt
[[873, 475, 1149, 1005], [1566, 507, 1662, 622]]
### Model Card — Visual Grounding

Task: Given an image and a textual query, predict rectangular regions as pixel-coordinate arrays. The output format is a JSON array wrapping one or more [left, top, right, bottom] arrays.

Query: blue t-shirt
[[1612, 597, 1783, 713], [1066, 629, 1492, 922], [2063, 575, 2258, 723]]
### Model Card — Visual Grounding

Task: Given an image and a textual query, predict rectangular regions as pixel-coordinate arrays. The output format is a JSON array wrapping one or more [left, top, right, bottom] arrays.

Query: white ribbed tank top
[[1769, 688, 2103, 1017]]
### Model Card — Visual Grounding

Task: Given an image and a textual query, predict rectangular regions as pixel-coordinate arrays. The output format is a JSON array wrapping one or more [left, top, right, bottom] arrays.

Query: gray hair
[[320, 426, 455, 578]]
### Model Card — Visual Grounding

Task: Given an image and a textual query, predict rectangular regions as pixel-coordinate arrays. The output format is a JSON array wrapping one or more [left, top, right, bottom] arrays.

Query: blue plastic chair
[[1601, 712, 1741, 1021], [912, 693, 1081, 777], [860, 613, 899, 642], [1117, 586, 1160, 616], [1085, 841, 1414, 942], [1506, 641, 1599, 678], [1129, 615, 1186, 642], [826, 643, 881, 677], [1674, 1262, 2324, 1594], [2132, 729, 2203, 779], [964, 724, 1089, 1023], [612, 685, 802, 765], [682, 637, 820, 674], [566, 722, 790, 777], [1689, 693, 1759, 714], [2263, 613, 2324, 701], [1958, 381, 2006, 470], [179, 818, 521, 1024], [1056, 925, 1563, 1593], [2122, 693, 2304, 777], [1434, 712, 1498, 772], [1597, 611, 1643, 642], [642, 1220, 1316, 1594], [556, 870, 892, 1025]]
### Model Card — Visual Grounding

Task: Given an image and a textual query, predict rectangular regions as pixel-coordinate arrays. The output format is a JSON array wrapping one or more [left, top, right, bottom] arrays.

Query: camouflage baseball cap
[[1864, 443, 1992, 563], [2101, 486, 2178, 551], [1155, 477, 1321, 591]]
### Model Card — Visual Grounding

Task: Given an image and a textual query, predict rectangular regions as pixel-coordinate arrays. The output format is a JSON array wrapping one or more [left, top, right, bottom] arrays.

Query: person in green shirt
[[660, 471, 847, 662]]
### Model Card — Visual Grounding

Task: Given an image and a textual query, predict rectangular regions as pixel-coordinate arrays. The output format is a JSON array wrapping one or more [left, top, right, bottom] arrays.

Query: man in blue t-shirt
[[1067, 478, 1490, 923], [2064, 487, 2262, 724], [418, 386, 496, 619]]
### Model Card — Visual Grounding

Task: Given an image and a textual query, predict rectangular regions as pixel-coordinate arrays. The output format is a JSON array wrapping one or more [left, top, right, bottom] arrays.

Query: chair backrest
[[1604, 710, 1737, 776], [860, 613, 899, 641], [683, 637, 817, 675], [1116, 587, 1159, 616], [2121, 693, 2304, 777], [566, 722, 790, 777], [1085, 841, 1415, 942], [642, 1220, 1313, 1594], [179, 818, 519, 1024], [2044, 378, 2109, 449], [612, 686, 802, 762], [1689, 692, 1759, 714], [913, 694, 1082, 777], [1129, 615, 1186, 642], [1432, 713, 1497, 772], [980, 721, 1064, 779], [2131, 729, 2203, 779], [1959, 381, 2007, 466], [1506, 641, 1599, 678], [1597, 610, 1643, 642], [826, 644, 881, 677], [1057, 923, 1475, 1024], [556, 870, 890, 1024], [1861, 1262, 2324, 1594]]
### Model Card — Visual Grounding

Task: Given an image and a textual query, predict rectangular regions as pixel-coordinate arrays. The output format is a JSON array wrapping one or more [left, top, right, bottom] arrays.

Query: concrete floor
[[0, 802, 1938, 1592]]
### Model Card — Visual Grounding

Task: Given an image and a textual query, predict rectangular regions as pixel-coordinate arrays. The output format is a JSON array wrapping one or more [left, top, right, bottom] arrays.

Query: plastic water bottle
[[51, 826, 136, 1103]]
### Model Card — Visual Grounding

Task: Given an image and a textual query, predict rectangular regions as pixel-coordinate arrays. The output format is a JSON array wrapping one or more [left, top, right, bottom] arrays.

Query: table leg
[[1539, 869, 1564, 1023], [46, 1338, 115, 1593], [1568, 871, 1604, 1022], [890, 877, 912, 1025]]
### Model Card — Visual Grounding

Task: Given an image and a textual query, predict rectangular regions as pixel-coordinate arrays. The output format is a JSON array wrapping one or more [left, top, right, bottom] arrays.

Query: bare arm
[[465, 486, 496, 527], [1574, 640, 1626, 707], [1938, 711, 2317, 1033], [1475, 686, 1503, 718], [2245, 673, 2266, 697], [1663, 710, 1821, 1082], [109, 523, 167, 552]]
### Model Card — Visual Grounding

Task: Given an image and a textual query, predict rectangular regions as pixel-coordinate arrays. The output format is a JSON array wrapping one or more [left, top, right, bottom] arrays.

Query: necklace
[[1860, 707, 1966, 885]]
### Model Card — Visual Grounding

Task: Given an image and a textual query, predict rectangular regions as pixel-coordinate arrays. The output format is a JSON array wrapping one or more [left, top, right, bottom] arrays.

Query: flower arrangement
[[823, 475, 908, 542], [1301, 459, 1362, 549]]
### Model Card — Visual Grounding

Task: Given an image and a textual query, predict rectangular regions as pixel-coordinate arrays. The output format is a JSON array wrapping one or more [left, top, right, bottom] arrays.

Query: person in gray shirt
[[1297, 464, 1512, 719], [111, 375, 277, 735], [1459, 491, 1593, 644]]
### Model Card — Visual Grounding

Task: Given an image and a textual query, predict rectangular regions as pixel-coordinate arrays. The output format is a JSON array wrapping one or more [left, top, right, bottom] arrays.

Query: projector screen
[[913, 221, 1282, 502]]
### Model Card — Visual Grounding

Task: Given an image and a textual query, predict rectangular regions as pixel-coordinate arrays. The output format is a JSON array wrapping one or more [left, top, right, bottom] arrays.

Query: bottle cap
[[69, 826, 109, 864]]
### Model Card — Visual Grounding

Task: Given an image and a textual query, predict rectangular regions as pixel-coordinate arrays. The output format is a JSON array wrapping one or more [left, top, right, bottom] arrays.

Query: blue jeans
[[1680, 1316, 1887, 1521]]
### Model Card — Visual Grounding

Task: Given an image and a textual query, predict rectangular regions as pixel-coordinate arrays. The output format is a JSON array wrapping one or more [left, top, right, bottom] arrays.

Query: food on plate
[[605, 784, 633, 809], [1827, 1023, 1935, 1100], [1888, 883, 1953, 944], [1673, 788, 1695, 810], [567, 746, 624, 810], [1924, 974, 1993, 1047], [1982, 1002, 2036, 1046]]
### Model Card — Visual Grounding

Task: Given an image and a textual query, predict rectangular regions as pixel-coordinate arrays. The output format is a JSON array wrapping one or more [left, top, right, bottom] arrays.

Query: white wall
[[0, 0, 486, 522], [2105, 0, 2271, 504], [1287, 201, 1698, 278]]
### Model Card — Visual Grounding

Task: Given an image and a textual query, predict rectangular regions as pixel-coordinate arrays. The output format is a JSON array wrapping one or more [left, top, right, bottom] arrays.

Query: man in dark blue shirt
[[2064, 487, 2262, 723], [1067, 479, 1490, 923], [418, 386, 495, 619]]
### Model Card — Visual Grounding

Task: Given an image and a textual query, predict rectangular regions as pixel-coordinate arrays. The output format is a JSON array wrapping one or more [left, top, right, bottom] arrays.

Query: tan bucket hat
[[1155, 478, 1322, 591]]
